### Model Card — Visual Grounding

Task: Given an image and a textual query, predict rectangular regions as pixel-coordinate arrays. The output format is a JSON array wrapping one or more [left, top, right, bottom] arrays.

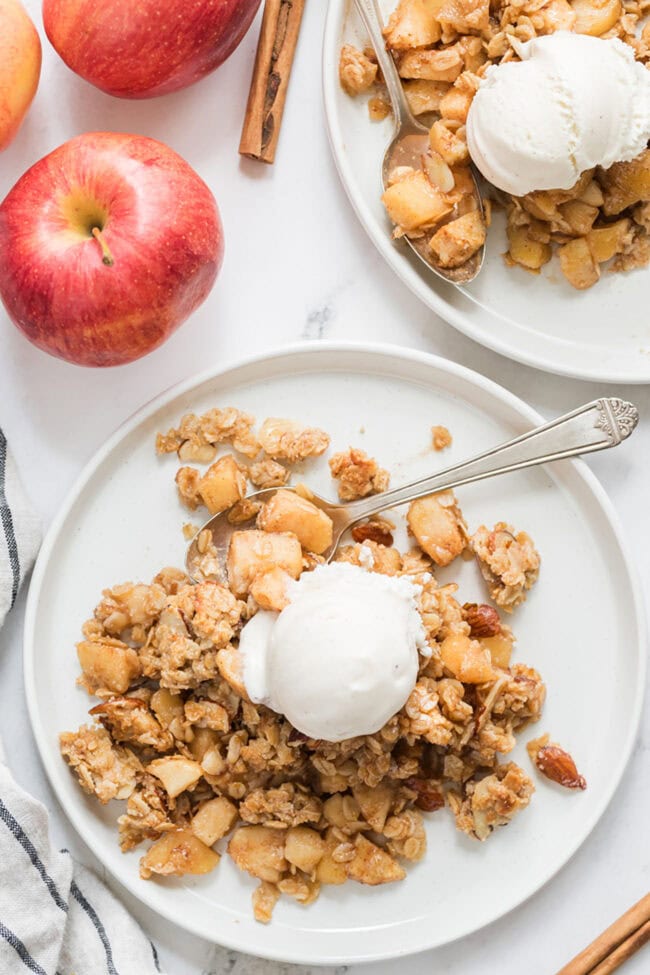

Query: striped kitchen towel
[[0, 429, 165, 975]]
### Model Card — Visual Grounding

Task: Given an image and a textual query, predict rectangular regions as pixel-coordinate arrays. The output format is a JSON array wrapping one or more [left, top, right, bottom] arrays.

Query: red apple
[[43, 0, 261, 99], [0, 132, 223, 367]]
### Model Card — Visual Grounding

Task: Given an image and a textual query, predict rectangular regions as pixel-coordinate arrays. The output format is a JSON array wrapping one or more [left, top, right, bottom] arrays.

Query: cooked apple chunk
[[383, 0, 442, 50], [440, 633, 496, 683], [227, 529, 302, 596], [249, 566, 292, 612], [347, 835, 406, 885], [601, 151, 650, 216], [140, 829, 220, 879], [382, 171, 452, 232], [191, 797, 238, 847], [407, 490, 467, 566], [506, 224, 552, 272], [429, 119, 469, 166], [197, 455, 247, 515], [257, 489, 333, 555], [284, 826, 325, 873], [404, 79, 449, 116], [558, 237, 600, 289], [315, 828, 349, 885], [147, 756, 202, 798], [228, 826, 288, 883], [398, 47, 463, 82], [573, 0, 622, 34], [77, 637, 141, 695], [587, 219, 633, 263], [429, 210, 486, 268], [215, 645, 247, 698]]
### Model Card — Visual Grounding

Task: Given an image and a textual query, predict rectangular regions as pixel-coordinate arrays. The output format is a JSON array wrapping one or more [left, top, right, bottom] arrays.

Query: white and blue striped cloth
[[0, 430, 165, 975]]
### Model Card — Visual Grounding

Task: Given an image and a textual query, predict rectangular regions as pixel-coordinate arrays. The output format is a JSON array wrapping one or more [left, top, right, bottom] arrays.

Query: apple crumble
[[340, 0, 650, 288], [60, 405, 570, 923]]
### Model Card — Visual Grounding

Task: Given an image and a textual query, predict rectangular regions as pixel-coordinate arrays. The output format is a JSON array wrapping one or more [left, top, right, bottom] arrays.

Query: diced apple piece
[[249, 566, 292, 612], [215, 645, 248, 698], [437, 0, 489, 32], [578, 180, 604, 208], [430, 211, 486, 268], [601, 151, 650, 216], [226, 529, 302, 596], [506, 224, 552, 271], [429, 119, 469, 166], [77, 638, 141, 694], [347, 835, 406, 885], [540, 0, 576, 30], [353, 782, 394, 832], [384, 0, 442, 49], [382, 171, 452, 231], [150, 688, 184, 730], [559, 200, 599, 235], [573, 0, 621, 34], [587, 219, 633, 263], [197, 455, 247, 515], [228, 826, 287, 883], [439, 86, 473, 123], [285, 827, 325, 873], [398, 47, 463, 82], [440, 633, 496, 683], [257, 489, 333, 555], [481, 632, 514, 670], [315, 829, 349, 885], [407, 492, 466, 566], [147, 756, 202, 798], [558, 237, 600, 289], [404, 79, 449, 116], [140, 829, 220, 878], [191, 797, 238, 847], [188, 727, 220, 762]]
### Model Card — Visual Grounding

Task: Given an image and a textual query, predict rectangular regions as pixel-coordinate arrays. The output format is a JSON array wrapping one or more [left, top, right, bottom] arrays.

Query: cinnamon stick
[[556, 892, 650, 975], [239, 0, 306, 164], [589, 920, 650, 975]]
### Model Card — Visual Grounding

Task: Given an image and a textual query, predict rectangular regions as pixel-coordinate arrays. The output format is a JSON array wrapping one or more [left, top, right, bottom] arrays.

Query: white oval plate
[[323, 2, 650, 384], [25, 344, 645, 965]]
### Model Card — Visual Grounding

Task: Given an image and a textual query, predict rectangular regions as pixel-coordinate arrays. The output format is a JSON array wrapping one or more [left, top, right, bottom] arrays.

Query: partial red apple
[[0, 132, 223, 367], [43, 0, 261, 99]]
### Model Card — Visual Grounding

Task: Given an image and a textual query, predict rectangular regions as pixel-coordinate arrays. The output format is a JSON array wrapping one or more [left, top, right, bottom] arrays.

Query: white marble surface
[[0, 2, 649, 973]]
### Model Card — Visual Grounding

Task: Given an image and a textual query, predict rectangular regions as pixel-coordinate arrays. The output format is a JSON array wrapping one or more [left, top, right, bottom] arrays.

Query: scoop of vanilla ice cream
[[238, 561, 427, 742], [466, 32, 650, 196]]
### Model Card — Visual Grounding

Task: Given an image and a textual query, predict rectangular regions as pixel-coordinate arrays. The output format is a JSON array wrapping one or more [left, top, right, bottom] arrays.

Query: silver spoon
[[354, 0, 485, 285], [186, 398, 638, 580]]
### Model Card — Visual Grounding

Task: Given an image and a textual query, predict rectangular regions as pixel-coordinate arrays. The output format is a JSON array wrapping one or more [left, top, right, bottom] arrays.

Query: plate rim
[[322, 2, 650, 385], [23, 340, 647, 964]]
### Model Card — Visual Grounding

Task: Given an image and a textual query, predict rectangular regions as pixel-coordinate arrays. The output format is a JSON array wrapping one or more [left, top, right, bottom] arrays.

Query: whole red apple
[[43, 0, 261, 99], [0, 132, 223, 367]]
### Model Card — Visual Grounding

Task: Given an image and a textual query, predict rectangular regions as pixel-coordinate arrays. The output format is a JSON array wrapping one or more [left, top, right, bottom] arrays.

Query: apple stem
[[92, 227, 115, 266]]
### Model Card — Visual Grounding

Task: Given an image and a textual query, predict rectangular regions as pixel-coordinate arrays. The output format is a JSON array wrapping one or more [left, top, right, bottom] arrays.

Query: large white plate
[[323, 2, 650, 384], [24, 344, 645, 965]]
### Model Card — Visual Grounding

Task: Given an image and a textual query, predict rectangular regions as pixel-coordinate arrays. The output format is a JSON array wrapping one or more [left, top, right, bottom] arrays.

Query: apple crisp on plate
[[340, 0, 650, 288], [60, 405, 584, 923]]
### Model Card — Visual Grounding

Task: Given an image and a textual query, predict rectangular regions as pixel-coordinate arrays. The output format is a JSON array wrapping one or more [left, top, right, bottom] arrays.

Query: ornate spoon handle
[[341, 398, 639, 522]]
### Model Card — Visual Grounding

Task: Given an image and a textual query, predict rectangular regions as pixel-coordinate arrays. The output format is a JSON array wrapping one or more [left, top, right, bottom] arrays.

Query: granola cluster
[[60, 405, 582, 923], [340, 0, 650, 286]]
